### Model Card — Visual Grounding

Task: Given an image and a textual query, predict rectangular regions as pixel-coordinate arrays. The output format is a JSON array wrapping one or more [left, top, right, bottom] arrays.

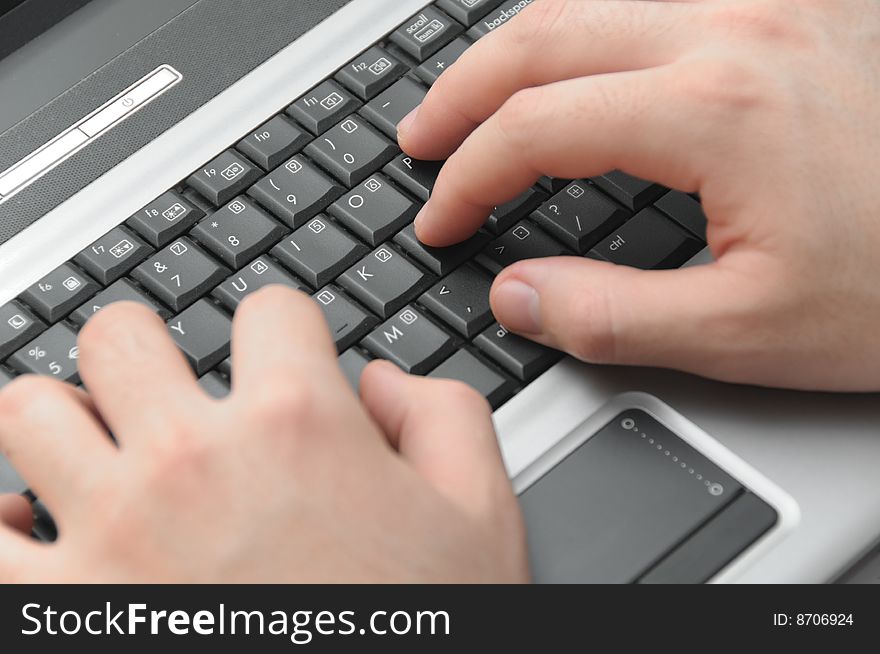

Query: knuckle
[[144, 430, 211, 478], [510, 0, 567, 45], [248, 377, 319, 430], [678, 58, 769, 113], [495, 87, 545, 154], [709, 2, 814, 48]]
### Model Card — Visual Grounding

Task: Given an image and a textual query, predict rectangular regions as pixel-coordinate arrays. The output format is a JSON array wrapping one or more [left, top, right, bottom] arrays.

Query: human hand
[[399, 0, 880, 391], [0, 289, 527, 583]]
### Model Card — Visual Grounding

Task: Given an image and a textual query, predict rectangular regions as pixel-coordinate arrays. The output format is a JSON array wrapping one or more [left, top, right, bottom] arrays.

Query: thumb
[[359, 361, 515, 518], [490, 256, 760, 381]]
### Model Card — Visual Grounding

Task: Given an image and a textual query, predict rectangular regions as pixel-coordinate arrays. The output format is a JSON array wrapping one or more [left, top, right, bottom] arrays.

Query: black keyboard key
[[655, 191, 708, 241], [416, 37, 471, 84], [468, 0, 531, 40], [127, 190, 205, 248], [0, 453, 26, 495], [436, 0, 504, 26], [187, 150, 262, 206], [474, 322, 563, 382], [383, 154, 442, 202], [212, 256, 308, 312], [286, 80, 360, 135], [487, 187, 548, 235], [394, 224, 490, 277], [592, 208, 705, 270], [9, 323, 81, 384], [477, 220, 571, 275], [335, 46, 408, 100], [271, 216, 368, 288], [190, 196, 287, 269], [313, 286, 378, 352], [20, 263, 100, 323], [199, 371, 230, 400], [218, 357, 232, 378], [330, 175, 418, 246], [31, 499, 57, 542], [392, 7, 463, 61], [247, 155, 344, 229], [236, 115, 311, 171], [361, 77, 428, 139], [592, 171, 666, 212], [339, 246, 431, 319], [167, 299, 232, 376], [304, 115, 397, 186], [0, 301, 45, 359], [132, 238, 228, 312], [537, 176, 571, 194], [531, 181, 630, 254], [338, 348, 371, 392], [419, 264, 494, 338], [362, 306, 456, 375], [69, 279, 171, 327], [429, 350, 514, 409], [74, 226, 153, 285]]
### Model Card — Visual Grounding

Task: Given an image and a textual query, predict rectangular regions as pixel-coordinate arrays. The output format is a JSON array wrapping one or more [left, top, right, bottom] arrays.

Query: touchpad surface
[[519, 409, 776, 583]]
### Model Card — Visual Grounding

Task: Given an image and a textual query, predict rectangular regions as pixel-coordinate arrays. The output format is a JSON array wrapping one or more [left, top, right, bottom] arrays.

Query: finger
[[0, 525, 40, 582], [399, 0, 699, 160], [414, 66, 708, 246], [0, 376, 115, 517], [77, 302, 202, 443], [0, 495, 33, 535], [232, 286, 341, 393], [489, 253, 767, 380], [360, 361, 513, 517]]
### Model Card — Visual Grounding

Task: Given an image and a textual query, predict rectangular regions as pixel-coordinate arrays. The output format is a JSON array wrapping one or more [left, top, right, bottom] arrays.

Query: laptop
[[0, 0, 878, 584]]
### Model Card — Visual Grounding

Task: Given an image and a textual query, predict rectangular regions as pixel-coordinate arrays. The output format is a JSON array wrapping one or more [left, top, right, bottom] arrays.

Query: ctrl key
[[474, 322, 562, 382], [8, 323, 81, 384]]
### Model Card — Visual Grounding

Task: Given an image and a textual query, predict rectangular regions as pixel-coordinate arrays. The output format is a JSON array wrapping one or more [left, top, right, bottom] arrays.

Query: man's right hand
[[399, 0, 880, 392]]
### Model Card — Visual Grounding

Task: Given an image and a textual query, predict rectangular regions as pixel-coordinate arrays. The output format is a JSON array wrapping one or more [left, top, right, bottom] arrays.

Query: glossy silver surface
[[1, 0, 878, 582]]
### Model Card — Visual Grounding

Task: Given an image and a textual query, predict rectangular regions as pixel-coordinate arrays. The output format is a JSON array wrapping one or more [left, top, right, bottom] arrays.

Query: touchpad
[[519, 409, 776, 583]]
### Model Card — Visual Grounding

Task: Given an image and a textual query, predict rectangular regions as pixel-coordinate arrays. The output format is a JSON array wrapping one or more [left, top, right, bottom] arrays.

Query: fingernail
[[492, 279, 542, 334], [397, 105, 420, 138]]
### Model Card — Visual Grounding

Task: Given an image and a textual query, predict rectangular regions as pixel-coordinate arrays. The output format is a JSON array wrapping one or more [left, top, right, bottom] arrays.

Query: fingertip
[[396, 105, 421, 149], [490, 278, 543, 335]]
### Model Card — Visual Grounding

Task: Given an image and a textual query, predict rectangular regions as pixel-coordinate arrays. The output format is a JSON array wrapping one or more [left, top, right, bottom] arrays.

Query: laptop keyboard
[[0, 0, 708, 496]]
